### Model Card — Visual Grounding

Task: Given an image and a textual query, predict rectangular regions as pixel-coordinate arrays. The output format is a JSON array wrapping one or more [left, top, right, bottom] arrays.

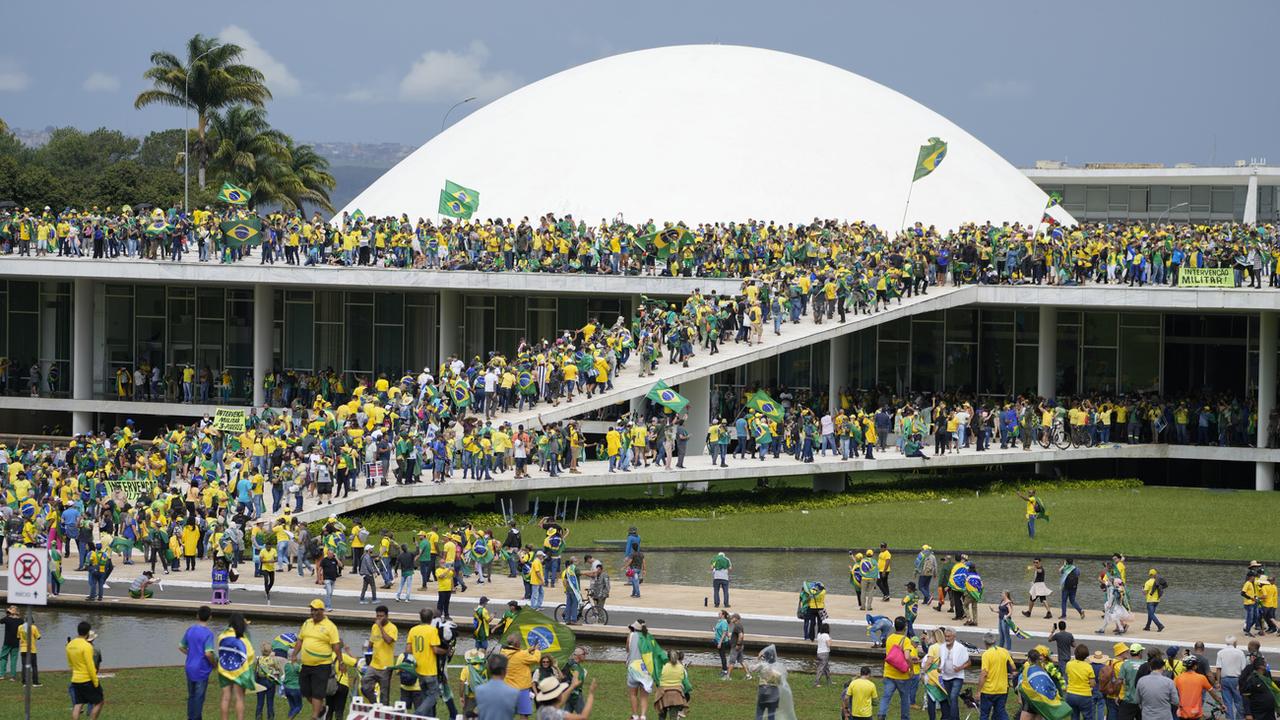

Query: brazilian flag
[[144, 216, 171, 237], [108, 535, 134, 554], [423, 384, 441, 404], [219, 217, 263, 249], [517, 370, 536, 396], [438, 190, 473, 219], [445, 180, 480, 210], [636, 226, 693, 260], [1018, 663, 1070, 720], [746, 389, 784, 422], [451, 382, 473, 409], [350, 209, 366, 224], [509, 608, 576, 664], [218, 182, 252, 205], [438, 180, 479, 219], [216, 629, 258, 691], [645, 380, 689, 413], [470, 537, 494, 565], [271, 633, 298, 655], [913, 137, 948, 181]]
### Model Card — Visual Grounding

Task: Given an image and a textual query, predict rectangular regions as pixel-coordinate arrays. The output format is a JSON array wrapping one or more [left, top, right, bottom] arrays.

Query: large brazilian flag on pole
[[913, 137, 948, 181], [219, 217, 263, 249]]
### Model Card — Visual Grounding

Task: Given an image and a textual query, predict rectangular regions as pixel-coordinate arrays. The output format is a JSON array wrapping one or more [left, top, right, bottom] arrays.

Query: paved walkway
[[33, 550, 1278, 658]]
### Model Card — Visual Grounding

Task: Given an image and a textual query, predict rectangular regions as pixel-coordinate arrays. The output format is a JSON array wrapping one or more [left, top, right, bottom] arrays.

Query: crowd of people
[[4, 205, 1280, 290]]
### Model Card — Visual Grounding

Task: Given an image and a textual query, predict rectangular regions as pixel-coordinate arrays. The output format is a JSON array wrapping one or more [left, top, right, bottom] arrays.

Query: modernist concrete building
[[0, 45, 1276, 495]]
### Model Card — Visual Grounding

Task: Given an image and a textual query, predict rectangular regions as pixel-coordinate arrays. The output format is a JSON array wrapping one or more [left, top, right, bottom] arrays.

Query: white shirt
[[938, 641, 969, 680], [1217, 646, 1247, 677], [820, 415, 835, 435], [816, 632, 831, 654]]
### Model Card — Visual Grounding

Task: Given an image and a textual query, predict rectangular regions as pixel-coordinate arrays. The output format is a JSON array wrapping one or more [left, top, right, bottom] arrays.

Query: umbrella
[[134, 202, 155, 211], [0, 200, 17, 209]]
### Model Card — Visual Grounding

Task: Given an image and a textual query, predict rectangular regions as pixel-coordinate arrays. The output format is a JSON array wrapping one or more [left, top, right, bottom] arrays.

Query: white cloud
[[0, 59, 29, 92], [82, 71, 120, 93], [972, 79, 1031, 99], [219, 25, 301, 96], [339, 86, 386, 104], [399, 41, 518, 103]]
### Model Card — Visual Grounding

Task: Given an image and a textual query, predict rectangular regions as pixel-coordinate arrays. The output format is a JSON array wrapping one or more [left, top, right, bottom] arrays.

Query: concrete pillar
[[438, 290, 459, 367], [1037, 306, 1057, 400], [501, 490, 530, 515], [680, 375, 711, 457], [813, 473, 846, 493], [72, 278, 94, 435], [828, 337, 848, 415], [252, 284, 272, 407], [1244, 174, 1259, 225], [1258, 311, 1276, 491]]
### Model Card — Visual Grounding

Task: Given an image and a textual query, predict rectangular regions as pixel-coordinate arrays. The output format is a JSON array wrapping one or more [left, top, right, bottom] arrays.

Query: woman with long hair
[[216, 612, 255, 720]]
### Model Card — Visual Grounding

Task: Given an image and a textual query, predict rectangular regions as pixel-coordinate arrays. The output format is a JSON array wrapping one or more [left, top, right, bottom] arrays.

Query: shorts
[[730, 647, 745, 665], [72, 681, 104, 706], [299, 663, 333, 699], [515, 688, 534, 716]]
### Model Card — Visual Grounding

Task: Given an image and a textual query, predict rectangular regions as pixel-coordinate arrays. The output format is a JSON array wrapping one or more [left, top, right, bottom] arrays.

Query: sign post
[[7, 547, 47, 720]]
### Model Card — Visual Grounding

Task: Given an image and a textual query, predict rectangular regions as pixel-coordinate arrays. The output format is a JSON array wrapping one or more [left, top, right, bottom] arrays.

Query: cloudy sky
[[1, 0, 1276, 166]]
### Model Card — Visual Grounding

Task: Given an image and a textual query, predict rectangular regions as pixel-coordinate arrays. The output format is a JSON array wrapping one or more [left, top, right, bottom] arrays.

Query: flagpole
[[899, 178, 916, 232]]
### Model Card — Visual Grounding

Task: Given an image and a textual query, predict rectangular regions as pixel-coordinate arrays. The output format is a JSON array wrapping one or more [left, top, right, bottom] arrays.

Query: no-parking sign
[[7, 548, 47, 606]]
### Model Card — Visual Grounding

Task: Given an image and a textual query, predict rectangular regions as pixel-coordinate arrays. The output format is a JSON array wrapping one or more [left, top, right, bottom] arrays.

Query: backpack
[[1098, 661, 1123, 696], [1155, 575, 1169, 592]]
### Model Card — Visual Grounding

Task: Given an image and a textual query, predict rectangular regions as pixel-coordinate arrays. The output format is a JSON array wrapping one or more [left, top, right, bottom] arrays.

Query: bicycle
[[554, 596, 609, 625], [1070, 425, 1094, 448], [1037, 420, 1070, 450]]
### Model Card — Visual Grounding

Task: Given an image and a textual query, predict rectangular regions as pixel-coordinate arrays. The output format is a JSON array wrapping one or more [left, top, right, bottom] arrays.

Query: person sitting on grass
[[128, 570, 159, 599]]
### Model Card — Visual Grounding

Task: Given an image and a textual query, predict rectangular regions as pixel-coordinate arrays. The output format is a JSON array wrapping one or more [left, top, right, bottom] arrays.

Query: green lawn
[[346, 478, 1273, 560], [0, 660, 924, 720]]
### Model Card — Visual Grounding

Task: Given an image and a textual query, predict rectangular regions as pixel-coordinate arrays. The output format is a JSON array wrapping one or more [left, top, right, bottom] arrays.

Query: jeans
[[530, 584, 544, 610], [253, 678, 275, 720], [1144, 602, 1164, 631], [1061, 586, 1082, 616], [564, 592, 580, 623], [997, 616, 1012, 649], [87, 570, 105, 599], [1245, 604, 1258, 633], [324, 579, 335, 610], [397, 575, 413, 599], [187, 678, 209, 720], [629, 572, 641, 597], [1027, 515, 1036, 538], [879, 677, 912, 720], [713, 578, 730, 606], [918, 575, 932, 599], [1221, 676, 1243, 720], [1067, 693, 1094, 720], [943, 677, 964, 720], [415, 675, 440, 718], [980, 693, 1009, 720]]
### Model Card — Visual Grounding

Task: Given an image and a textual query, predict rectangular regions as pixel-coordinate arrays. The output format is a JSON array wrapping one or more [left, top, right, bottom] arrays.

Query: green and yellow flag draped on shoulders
[[646, 379, 689, 413]]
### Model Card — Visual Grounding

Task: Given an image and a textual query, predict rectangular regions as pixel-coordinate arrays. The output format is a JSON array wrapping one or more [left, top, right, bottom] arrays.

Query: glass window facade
[[1036, 181, 1268, 222], [0, 281, 72, 395]]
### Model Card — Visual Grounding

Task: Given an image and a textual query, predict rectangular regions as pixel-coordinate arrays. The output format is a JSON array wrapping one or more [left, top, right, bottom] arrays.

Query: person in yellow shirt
[[67, 620, 102, 719], [260, 544, 278, 604], [529, 553, 546, 610], [19, 617, 40, 686], [361, 606, 398, 703], [880, 618, 918, 720], [292, 600, 343, 720], [1064, 645, 1097, 715], [405, 609, 445, 716], [843, 666, 879, 720], [1142, 569, 1166, 632], [976, 634, 1015, 714], [501, 633, 542, 716], [436, 565, 455, 618], [877, 543, 892, 601]]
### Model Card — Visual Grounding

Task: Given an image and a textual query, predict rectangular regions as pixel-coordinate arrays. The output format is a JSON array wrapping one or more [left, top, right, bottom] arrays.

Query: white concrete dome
[[341, 45, 1074, 230]]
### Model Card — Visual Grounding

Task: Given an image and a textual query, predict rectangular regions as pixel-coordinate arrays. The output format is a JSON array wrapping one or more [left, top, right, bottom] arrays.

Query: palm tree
[[280, 139, 336, 214], [134, 34, 271, 189], [207, 105, 289, 204]]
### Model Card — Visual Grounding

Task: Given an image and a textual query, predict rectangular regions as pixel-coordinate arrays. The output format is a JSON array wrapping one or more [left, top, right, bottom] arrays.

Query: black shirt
[[0, 615, 22, 648]]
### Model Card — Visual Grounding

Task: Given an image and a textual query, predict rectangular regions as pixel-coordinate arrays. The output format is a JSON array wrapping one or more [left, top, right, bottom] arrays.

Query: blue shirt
[[474, 679, 521, 720], [623, 534, 641, 557], [180, 624, 216, 682]]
